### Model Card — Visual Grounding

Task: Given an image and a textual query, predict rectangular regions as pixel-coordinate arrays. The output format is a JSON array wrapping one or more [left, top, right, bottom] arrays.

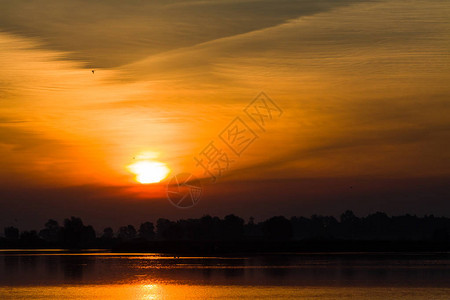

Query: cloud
[[0, 117, 27, 124], [0, 0, 362, 67]]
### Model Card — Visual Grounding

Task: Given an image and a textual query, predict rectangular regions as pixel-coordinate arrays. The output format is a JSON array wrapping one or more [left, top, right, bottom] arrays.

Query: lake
[[0, 251, 449, 299]]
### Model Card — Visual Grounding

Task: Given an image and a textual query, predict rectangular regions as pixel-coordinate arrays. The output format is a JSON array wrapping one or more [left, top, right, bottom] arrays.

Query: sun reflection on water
[[138, 283, 161, 300]]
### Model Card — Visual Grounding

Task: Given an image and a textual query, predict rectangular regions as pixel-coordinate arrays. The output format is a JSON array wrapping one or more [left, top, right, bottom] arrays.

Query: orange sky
[[0, 0, 449, 229]]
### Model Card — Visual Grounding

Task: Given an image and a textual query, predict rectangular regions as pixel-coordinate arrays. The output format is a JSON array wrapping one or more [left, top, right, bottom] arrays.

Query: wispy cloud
[[0, 0, 362, 67]]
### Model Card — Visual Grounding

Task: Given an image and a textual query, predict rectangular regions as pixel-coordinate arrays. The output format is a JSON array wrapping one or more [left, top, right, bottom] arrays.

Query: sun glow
[[128, 161, 170, 184]]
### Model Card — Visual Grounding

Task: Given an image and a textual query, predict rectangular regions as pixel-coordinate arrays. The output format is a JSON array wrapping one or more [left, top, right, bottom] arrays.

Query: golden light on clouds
[[0, 0, 449, 206]]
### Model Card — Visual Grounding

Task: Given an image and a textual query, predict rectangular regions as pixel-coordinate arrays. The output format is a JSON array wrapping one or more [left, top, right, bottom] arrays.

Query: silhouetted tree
[[222, 214, 244, 240], [262, 216, 292, 240], [340, 210, 360, 239], [244, 216, 262, 239], [4, 226, 19, 240], [290, 216, 309, 239], [363, 212, 391, 239], [118, 225, 137, 240], [309, 215, 338, 239], [433, 228, 450, 241], [199, 215, 215, 240], [139, 222, 155, 240], [340, 210, 359, 224], [39, 219, 61, 242], [102, 227, 114, 240], [2, 212, 450, 250], [20, 230, 39, 243], [156, 219, 182, 240], [62, 217, 96, 248]]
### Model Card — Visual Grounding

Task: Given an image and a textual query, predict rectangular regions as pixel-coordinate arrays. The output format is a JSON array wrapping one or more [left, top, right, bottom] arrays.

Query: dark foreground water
[[0, 251, 449, 299]]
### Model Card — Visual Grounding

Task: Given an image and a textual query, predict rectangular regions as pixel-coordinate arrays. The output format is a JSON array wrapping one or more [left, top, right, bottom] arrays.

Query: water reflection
[[1, 252, 449, 287], [60, 255, 95, 280], [1, 252, 450, 299], [2, 283, 450, 300]]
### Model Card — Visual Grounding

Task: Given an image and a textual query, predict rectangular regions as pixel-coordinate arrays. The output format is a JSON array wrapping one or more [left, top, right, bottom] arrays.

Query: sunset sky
[[0, 0, 449, 230]]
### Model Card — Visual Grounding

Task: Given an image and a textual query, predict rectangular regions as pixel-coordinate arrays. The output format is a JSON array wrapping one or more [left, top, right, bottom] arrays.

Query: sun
[[128, 161, 170, 184]]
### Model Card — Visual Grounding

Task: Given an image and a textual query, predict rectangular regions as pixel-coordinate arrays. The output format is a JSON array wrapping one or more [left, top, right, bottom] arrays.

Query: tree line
[[1, 211, 450, 249]]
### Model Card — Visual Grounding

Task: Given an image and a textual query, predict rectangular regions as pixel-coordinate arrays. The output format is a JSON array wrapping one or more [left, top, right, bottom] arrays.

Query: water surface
[[1, 251, 449, 299]]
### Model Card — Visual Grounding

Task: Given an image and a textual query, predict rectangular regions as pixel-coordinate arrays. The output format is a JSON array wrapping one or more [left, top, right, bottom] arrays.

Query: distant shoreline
[[1, 240, 449, 255], [111, 240, 450, 254]]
